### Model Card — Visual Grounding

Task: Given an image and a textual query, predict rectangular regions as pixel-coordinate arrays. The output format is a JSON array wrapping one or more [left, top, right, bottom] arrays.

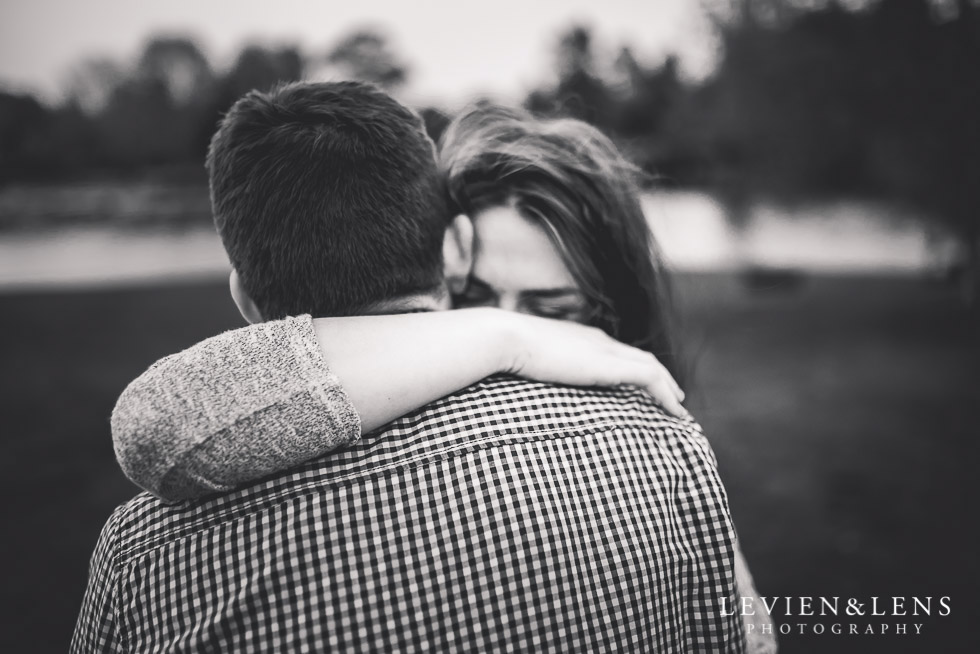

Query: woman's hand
[[497, 311, 687, 417]]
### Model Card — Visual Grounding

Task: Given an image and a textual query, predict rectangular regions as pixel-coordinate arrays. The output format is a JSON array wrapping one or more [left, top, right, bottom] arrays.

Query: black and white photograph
[[0, 1, 977, 652]]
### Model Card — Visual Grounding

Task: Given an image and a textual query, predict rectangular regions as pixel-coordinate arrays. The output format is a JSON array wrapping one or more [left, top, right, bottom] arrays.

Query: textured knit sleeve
[[111, 315, 361, 502]]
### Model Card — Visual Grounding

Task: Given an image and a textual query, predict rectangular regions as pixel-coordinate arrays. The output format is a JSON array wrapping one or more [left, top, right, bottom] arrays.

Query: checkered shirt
[[72, 376, 745, 653]]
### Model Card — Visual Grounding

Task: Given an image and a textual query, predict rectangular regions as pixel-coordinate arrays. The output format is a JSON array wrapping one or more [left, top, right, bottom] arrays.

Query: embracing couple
[[72, 81, 774, 653]]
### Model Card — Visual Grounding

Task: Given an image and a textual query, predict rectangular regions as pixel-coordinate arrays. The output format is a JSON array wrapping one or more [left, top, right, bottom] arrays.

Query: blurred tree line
[[0, 28, 409, 180], [1, 0, 977, 294], [524, 0, 979, 294]]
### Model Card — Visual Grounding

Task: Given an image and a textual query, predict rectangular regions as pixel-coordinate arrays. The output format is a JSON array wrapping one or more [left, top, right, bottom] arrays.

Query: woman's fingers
[[649, 375, 689, 419], [619, 359, 687, 418], [608, 342, 685, 403], [508, 314, 687, 417], [587, 345, 685, 417], [564, 329, 686, 416]]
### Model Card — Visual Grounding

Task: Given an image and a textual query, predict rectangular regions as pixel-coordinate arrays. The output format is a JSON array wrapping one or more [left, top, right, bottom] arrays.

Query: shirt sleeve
[[111, 315, 361, 502], [71, 507, 124, 654], [674, 419, 748, 653]]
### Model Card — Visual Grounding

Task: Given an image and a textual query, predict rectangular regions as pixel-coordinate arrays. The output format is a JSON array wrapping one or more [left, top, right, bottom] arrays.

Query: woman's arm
[[113, 309, 684, 502], [319, 308, 685, 433], [112, 315, 358, 502]]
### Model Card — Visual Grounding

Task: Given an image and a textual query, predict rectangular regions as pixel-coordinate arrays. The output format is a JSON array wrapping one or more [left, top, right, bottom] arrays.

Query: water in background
[[0, 185, 962, 290]]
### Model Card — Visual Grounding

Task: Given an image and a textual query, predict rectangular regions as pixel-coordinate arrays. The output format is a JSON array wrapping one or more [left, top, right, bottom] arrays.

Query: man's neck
[[362, 287, 449, 315]]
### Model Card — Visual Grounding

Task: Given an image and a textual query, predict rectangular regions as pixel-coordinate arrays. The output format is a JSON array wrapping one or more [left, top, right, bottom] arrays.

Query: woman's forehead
[[470, 205, 577, 292]]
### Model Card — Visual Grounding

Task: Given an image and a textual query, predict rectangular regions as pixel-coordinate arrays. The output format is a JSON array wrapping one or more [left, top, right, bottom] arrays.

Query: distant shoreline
[[0, 189, 958, 291], [0, 226, 230, 291]]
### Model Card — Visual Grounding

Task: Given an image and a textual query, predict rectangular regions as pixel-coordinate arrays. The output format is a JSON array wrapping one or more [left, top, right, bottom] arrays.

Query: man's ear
[[443, 213, 473, 295], [229, 269, 263, 324]]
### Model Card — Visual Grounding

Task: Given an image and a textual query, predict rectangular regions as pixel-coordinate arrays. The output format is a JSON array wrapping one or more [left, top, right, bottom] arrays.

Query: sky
[[0, 0, 721, 107]]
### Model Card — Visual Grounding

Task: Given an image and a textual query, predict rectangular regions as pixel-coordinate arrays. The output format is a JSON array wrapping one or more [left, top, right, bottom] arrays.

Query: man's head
[[207, 81, 465, 321]]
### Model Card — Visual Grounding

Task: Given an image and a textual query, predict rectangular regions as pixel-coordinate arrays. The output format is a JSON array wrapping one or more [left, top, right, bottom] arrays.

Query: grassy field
[[0, 273, 976, 652]]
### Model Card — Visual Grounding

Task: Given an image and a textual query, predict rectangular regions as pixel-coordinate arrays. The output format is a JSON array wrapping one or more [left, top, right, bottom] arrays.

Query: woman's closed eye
[[522, 295, 588, 322]]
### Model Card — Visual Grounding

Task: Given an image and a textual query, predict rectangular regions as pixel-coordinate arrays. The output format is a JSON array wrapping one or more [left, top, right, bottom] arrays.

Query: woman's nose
[[498, 294, 521, 314]]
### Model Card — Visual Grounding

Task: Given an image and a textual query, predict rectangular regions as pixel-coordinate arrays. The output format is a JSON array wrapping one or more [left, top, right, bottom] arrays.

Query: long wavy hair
[[440, 104, 683, 383]]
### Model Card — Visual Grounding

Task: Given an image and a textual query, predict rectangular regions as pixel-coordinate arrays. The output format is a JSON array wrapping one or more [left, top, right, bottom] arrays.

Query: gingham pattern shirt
[[73, 376, 745, 653]]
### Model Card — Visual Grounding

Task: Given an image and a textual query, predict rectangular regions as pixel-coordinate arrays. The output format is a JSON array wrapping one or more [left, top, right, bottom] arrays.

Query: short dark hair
[[207, 81, 451, 319]]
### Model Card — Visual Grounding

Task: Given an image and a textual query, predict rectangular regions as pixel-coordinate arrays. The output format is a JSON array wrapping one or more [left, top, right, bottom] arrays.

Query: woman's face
[[455, 204, 590, 323]]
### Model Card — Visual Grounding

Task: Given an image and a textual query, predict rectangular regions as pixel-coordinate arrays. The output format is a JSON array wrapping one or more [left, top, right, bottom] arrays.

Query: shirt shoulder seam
[[111, 415, 706, 563]]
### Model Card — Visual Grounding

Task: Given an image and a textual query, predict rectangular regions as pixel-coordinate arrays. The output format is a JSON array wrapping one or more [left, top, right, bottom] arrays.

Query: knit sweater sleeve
[[111, 315, 361, 502]]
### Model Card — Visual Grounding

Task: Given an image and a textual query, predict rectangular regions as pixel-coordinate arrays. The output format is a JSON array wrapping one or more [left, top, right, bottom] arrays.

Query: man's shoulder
[[391, 374, 720, 475], [101, 485, 249, 566], [103, 376, 712, 566], [387, 374, 698, 440]]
